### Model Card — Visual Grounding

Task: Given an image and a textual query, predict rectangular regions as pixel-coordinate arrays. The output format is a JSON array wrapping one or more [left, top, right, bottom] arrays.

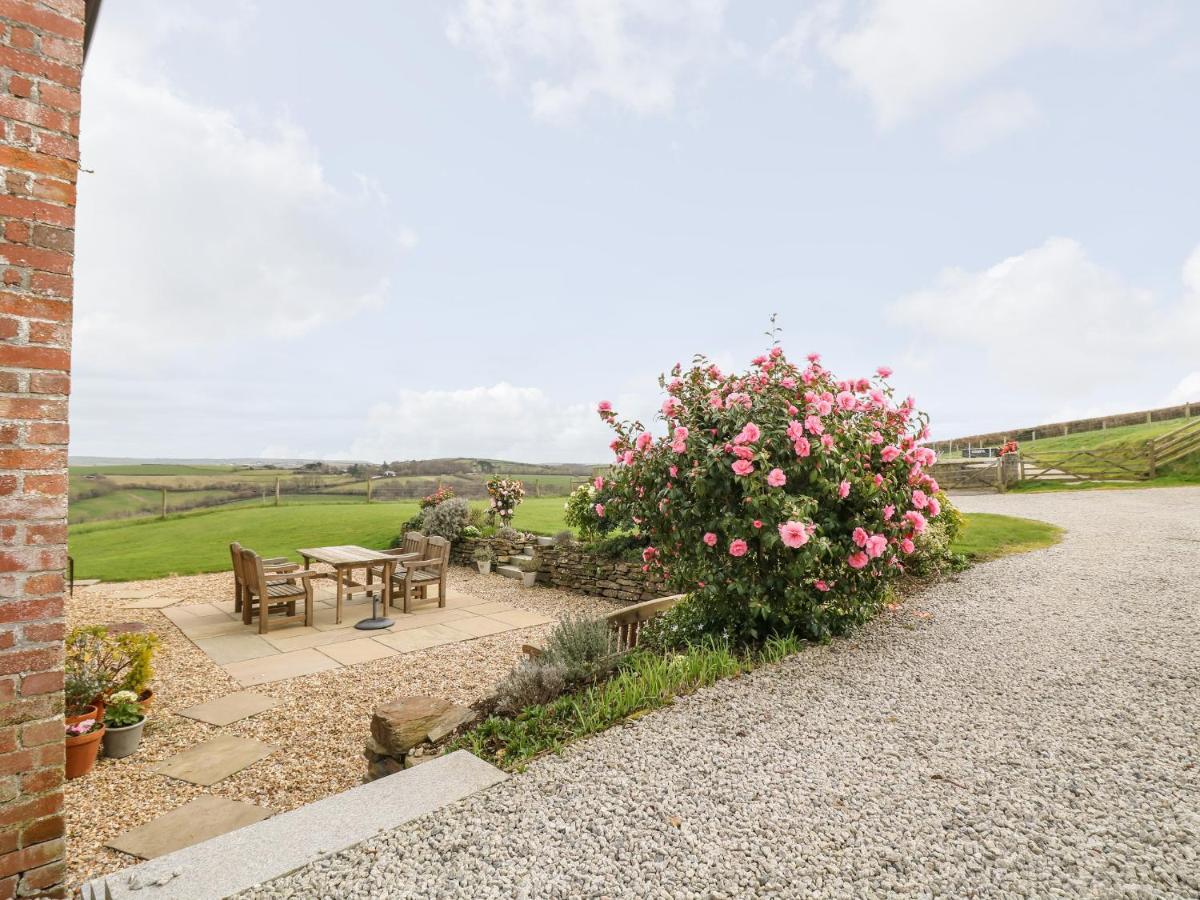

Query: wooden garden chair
[[229, 541, 297, 614], [238, 548, 325, 634], [367, 532, 427, 582], [391, 536, 450, 613]]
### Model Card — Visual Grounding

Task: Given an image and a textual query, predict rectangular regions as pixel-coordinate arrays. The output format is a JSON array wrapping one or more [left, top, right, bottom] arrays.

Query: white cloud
[[343, 383, 612, 463], [890, 238, 1200, 429], [75, 28, 399, 371], [1166, 372, 1200, 405], [823, 0, 1094, 126], [446, 0, 732, 121], [941, 90, 1039, 155]]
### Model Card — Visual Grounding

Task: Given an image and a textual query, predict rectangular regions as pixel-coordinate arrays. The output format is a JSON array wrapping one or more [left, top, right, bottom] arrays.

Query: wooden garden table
[[295, 545, 397, 627]]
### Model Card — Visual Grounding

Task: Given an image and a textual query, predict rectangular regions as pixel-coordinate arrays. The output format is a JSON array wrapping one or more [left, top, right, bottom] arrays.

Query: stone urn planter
[[65, 722, 105, 780], [103, 716, 146, 759], [476, 560, 492, 575], [520, 570, 537, 588]]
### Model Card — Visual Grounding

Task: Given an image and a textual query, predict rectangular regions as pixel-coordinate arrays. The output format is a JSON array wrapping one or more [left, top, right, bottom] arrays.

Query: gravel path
[[242, 488, 1200, 899]]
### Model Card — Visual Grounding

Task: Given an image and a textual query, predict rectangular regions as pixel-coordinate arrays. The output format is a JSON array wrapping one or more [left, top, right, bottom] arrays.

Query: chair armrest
[[404, 558, 441, 571], [383, 549, 422, 560], [263, 556, 293, 566], [266, 569, 327, 582]]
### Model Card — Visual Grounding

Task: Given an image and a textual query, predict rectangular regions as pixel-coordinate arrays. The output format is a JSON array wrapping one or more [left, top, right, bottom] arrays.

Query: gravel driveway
[[242, 487, 1200, 899]]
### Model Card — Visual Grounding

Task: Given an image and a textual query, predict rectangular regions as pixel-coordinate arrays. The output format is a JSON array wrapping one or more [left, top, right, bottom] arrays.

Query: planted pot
[[65, 724, 105, 780], [137, 688, 155, 712], [475, 561, 492, 576], [103, 716, 146, 759], [520, 571, 537, 588], [65, 705, 98, 728]]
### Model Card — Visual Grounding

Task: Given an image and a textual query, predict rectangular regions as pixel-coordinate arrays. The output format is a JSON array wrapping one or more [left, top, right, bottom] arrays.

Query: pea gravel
[[239, 487, 1200, 899]]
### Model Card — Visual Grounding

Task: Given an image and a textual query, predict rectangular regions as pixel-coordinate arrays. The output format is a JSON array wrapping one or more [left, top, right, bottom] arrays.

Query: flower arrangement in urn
[[102, 690, 147, 759], [485, 477, 525, 526]]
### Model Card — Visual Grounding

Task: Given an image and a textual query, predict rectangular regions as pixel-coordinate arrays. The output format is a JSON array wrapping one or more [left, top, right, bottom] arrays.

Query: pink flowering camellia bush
[[597, 346, 945, 644]]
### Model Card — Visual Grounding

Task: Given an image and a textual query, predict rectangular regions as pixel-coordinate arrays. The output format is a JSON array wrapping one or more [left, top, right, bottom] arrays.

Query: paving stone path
[[240, 487, 1200, 898]]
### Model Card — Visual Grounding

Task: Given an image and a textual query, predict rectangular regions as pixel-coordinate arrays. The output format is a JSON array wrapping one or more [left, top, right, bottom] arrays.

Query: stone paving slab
[[488, 608, 554, 628], [109, 587, 162, 600], [177, 691, 280, 727], [193, 634, 278, 665], [317, 638, 398, 665], [154, 734, 276, 786], [105, 795, 275, 860], [450, 615, 518, 638], [82, 751, 507, 900], [222, 648, 341, 687], [120, 596, 179, 610]]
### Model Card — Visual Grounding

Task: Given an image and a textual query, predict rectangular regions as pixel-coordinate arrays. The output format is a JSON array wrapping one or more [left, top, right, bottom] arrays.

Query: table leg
[[354, 558, 394, 631], [335, 566, 344, 624]]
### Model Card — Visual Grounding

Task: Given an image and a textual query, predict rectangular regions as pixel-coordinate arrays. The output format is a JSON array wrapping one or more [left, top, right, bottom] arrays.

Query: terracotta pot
[[137, 688, 155, 712], [65, 723, 105, 780], [64, 704, 98, 728]]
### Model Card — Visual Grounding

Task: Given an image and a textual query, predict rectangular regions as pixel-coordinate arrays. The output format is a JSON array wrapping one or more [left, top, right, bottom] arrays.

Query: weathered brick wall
[[0, 2, 83, 897]]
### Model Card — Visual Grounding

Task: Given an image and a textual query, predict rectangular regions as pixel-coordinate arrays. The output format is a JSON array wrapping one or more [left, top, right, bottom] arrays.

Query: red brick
[[0, 1, 82, 40], [0, 347, 66, 372], [0, 828, 13, 856], [5, 77, 29, 99], [0, 526, 14, 543], [0, 647, 57, 676], [0, 634, 11, 652], [27, 270, 69, 297], [32, 83, 74, 114], [0, 680, 12, 703], [32, 133, 75, 162], [17, 813, 61, 848], [0, 372, 19, 391], [0, 46, 79, 90], [17, 857, 64, 891], [0, 477, 16, 497], [16, 671, 59, 697], [0, 146, 72, 182], [16, 720, 56, 749], [0, 291, 69, 321], [17, 768, 58, 796], [0, 245, 69, 275], [20, 577, 60, 601], [22, 475, 65, 497], [0, 97, 65, 135], [18, 623, 60, 644], [0, 596, 64, 625], [21, 526, 62, 546], [1, 270, 19, 286], [0, 751, 31, 777], [0, 197, 71, 229], [27, 225, 68, 253], [0, 449, 63, 470], [26, 373, 67, 394], [0, 396, 64, 419], [0, 318, 16, 340], [6, 27, 35, 51], [0, 837, 62, 878], [26, 320, 64, 345], [0, 495, 64, 519], [1, 222, 28, 244]]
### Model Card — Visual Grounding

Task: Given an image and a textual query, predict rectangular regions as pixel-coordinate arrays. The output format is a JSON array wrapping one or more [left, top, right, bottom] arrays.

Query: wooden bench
[[524, 593, 687, 657]]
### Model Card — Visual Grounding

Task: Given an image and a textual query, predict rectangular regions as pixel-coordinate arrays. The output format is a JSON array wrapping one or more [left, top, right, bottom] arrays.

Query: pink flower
[[594, 503, 605, 517], [873, 473, 883, 487], [821, 434, 835, 450], [816, 399, 833, 416], [642, 546, 658, 563], [852, 527, 869, 547], [778, 521, 809, 548], [708, 392, 723, 409], [881, 445, 901, 463], [836, 391, 856, 411], [786, 420, 805, 442], [669, 465, 678, 477], [914, 447, 937, 466], [734, 422, 761, 445], [876, 366, 892, 378], [597, 401, 612, 414], [912, 489, 928, 509], [904, 510, 928, 534], [883, 504, 895, 521], [814, 580, 830, 592], [927, 496, 941, 518], [732, 459, 754, 476], [865, 534, 888, 559], [770, 347, 783, 358], [635, 432, 653, 452], [767, 468, 786, 487], [671, 439, 687, 454], [837, 480, 851, 499], [753, 520, 763, 529], [674, 425, 689, 441], [621, 451, 635, 466], [868, 430, 884, 445], [703, 532, 718, 547], [731, 445, 754, 460], [900, 538, 916, 554], [848, 551, 869, 570], [593, 476, 604, 490], [793, 438, 811, 458], [729, 539, 748, 557], [804, 415, 824, 435], [661, 398, 679, 417], [807, 352, 821, 363]]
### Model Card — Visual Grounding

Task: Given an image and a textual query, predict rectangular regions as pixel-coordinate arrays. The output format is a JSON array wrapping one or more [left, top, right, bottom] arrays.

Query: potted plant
[[66, 625, 160, 713], [517, 556, 539, 588], [102, 690, 147, 759], [65, 717, 105, 780], [64, 670, 103, 727], [472, 545, 494, 575]]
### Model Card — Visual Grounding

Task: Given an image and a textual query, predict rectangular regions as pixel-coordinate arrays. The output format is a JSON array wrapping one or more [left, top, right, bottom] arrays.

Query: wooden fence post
[[367, 479, 373, 504], [1148, 443, 1157, 479], [161, 487, 167, 519], [274, 477, 280, 507]]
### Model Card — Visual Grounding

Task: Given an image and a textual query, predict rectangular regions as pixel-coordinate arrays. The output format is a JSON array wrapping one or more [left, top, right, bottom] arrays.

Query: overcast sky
[[72, 1, 1200, 463]]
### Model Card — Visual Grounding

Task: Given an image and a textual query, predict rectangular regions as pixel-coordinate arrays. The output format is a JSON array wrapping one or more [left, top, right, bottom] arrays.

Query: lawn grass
[[950, 512, 1063, 561]]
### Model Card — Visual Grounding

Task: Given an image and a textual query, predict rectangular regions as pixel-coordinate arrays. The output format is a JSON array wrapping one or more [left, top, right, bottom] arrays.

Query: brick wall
[[0, 2, 83, 897]]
